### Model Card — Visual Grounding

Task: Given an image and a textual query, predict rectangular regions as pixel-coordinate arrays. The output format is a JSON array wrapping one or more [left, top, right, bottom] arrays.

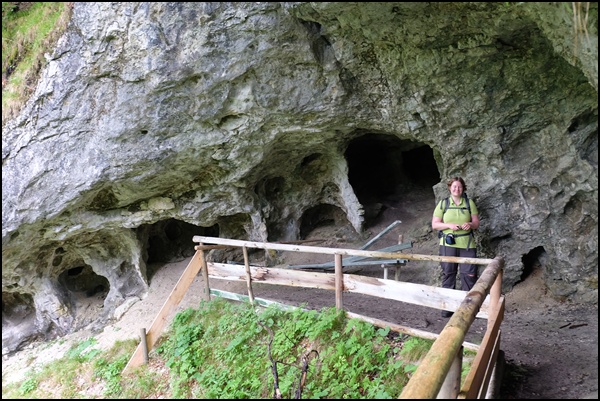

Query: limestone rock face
[[2, 2, 598, 354]]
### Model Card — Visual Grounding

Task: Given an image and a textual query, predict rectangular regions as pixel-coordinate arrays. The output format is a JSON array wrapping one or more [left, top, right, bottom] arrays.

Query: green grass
[[153, 299, 413, 398], [2, 2, 72, 126], [3, 298, 469, 399]]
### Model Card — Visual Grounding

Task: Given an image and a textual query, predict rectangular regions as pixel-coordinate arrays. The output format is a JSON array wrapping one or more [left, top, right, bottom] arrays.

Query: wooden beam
[[194, 244, 233, 251], [209, 262, 337, 290], [209, 289, 300, 311], [192, 235, 494, 265], [345, 312, 480, 352], [438, 346, 462, 398], [398, 258, 503, 399], [123, 250, 204, 373], [459, 298, 505, 398], [335, 254, 343, 309], [206, 262, 490, 318], [288, 258, 408, 270], [198, 247, 211, 301], [242, 246, 255, 305]]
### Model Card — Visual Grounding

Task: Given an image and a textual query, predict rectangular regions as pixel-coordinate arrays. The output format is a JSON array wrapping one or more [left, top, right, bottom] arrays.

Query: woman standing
[[431, 177, 480, 317]]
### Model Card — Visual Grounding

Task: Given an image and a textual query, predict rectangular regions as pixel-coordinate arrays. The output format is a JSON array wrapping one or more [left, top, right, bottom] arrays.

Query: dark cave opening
[[139, 219, 219, 264], [345, 134, 440, 227], [299, 204, 348, 240], [138, 219, 219, 279], [57, 264, 110, 330], [2, 292, 39, 353], [2, 292, 36, 326], [520, 246, 547, 282], [59, 265, 110, 299]]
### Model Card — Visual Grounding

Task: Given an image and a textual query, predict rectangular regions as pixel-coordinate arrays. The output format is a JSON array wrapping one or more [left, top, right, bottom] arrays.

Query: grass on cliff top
[[2, 298, 475, 399], [1, 2, 72, 127]]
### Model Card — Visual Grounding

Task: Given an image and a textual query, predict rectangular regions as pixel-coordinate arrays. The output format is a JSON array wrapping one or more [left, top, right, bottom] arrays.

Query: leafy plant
[[65, 337, 100, 362], [2, 298, 453, 398], [93, 353, 129, 396], [399, 336, 434, 362], [153, 298, 415, 398], [18, 376, 37, 395]]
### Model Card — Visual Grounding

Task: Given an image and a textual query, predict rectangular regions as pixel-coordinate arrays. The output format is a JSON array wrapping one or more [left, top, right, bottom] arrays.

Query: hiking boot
[[441, 310, 454, 318]]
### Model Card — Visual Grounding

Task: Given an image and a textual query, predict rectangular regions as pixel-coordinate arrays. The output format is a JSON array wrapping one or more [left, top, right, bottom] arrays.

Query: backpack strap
[[441, 194, 471, 217]]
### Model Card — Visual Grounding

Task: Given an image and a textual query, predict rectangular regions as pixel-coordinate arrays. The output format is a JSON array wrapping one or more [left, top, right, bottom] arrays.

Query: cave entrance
[[2, 292, 38, 353], [59, 265, 110, 296], [299, 203, 350, 240], [58, 264, 110, 329], [137, 219, 219, 280], [344, 134, 440, 228], [520, 246, 546, 282]]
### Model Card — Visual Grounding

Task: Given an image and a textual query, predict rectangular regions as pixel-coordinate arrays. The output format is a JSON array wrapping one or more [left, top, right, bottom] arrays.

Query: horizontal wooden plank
[[345, 311, 480, 352], [288, 258, 408, 270], [193, 235, 495, 265], [209, 263, 337, 290], [207, 262, 489, 318], [342, 273, 490, 319]]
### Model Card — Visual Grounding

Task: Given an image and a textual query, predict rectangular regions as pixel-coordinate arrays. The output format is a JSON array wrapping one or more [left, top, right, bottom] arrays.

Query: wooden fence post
[[335, 254, 343, 309], [437, 345, 462, 398], [488, 259, 503, 331], [242, 246, 255, 305], [140, 328, 148, 365], [198, 245, 211, 301]]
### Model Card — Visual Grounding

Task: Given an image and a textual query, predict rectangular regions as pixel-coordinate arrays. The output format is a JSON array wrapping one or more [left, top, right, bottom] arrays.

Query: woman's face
[[450, 180, 464, 197]]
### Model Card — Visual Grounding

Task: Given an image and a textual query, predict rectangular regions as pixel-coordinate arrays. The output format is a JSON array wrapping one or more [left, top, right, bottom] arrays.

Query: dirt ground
[[2, 187, 598, 399]]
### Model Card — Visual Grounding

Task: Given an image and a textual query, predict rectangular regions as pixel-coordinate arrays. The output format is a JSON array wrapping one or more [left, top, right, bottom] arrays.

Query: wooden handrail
[[192, 235, 494, 265], [399, 256, 504, 399]]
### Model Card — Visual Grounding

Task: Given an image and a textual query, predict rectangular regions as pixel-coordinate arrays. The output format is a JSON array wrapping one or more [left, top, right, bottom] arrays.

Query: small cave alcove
[[58, 265, 110, 297], [299, 203, 351, 240], [137, 219, 219, 280], [520, 246, 547, 283], [58, 264, 110, 329], [2, 292, 37, 329], [345, 134, 440, 227], [2, 292, 40, 354]]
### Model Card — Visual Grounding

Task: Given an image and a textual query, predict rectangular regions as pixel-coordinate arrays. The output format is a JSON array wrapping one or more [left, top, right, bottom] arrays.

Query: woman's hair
[[447, 176, 467, 192]]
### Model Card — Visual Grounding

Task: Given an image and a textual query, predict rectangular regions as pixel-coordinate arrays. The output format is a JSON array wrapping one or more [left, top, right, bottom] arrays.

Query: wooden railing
[[123, 235, 505, 399]]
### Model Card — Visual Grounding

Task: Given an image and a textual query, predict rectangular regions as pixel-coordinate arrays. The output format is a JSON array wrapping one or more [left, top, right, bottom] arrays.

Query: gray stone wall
[[2, 2, 597, 354]]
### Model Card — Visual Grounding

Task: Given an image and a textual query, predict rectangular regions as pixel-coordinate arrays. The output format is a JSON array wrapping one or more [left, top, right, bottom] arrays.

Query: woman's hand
[[460, 223, 471, 230]]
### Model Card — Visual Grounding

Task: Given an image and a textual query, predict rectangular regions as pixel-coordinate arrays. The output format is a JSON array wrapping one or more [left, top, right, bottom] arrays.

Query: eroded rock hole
[[59, 265, 110, 298], [520, 246, 547, 282], [137, 219, 219, 280], [139, 219, 219, 265], [57, 265, 110, 330], [345, 134, 439, 228], [299, 204, 350, 240], [2, 292, 39, 355]]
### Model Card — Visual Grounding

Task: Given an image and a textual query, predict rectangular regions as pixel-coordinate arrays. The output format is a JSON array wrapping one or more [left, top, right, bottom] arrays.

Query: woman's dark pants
[[439, 246, 478, 291]]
